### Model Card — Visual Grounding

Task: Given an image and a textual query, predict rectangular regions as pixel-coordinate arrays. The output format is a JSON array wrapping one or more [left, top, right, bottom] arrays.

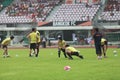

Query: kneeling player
[[65, 45, 84, 60]]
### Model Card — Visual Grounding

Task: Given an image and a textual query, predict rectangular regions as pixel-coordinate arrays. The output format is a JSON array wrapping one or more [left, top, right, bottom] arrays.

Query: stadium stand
[[0, 0, 101, 23], [0, 0, 120, 46], [99, 0, 120, 21], [51, 3, 100, 21], [0, 0, 61, 24], [97, 0, 120, 45]]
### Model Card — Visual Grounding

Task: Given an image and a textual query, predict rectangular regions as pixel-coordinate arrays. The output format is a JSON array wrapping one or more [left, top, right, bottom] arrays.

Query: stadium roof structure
[[103, 25, 120, 29], [0, 26, 93, 31], [37, 26, 93, 30], [0, 25, 120, 31]]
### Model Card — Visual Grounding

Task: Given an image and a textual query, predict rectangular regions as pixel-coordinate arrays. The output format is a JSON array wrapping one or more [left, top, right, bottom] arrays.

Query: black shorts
[[2, 45, 7, 49], [71, 52, 79, 56], [103, 41, 108, 46], [58, 48, 65, 52], [101, 41, 108, 47], [30, 43, 37, 49]]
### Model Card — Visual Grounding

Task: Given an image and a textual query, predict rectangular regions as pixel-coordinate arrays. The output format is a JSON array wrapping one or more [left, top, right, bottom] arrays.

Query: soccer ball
[[64, 66, 71, 71]]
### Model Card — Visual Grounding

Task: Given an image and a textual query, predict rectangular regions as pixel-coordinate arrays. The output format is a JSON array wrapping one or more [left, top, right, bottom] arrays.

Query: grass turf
[[0, 48, 120, 80]]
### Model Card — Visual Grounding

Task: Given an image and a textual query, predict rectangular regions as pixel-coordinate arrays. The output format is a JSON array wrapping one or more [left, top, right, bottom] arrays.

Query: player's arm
[[36, 34, 39, 42], [57, 41, 60, 49], [62, 41, 66, 49], [104, 41, 108, 52]]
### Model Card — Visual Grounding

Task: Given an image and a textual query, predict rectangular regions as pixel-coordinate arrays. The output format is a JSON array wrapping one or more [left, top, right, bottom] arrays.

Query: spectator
[[41, 35, 47, 48]]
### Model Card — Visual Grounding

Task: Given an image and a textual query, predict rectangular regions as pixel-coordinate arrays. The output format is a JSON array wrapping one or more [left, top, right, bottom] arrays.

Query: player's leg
[[5, 47, 10, 57], [36, 43, 40, 57], [72, 52, 84, 59], [29, 43, 33, 57], [36, 48, 39, 57], [33, 43, 37, 57], [35, 48, 37, 57], [2, 45, 9, 58], [102, 45, 106, 57], [95, 44, 102, 59], [3, 46, 7, 57], [78, 54, 84, 59], [101, 45, 104, 56], [104, 42, 108, 58], [29, 49, 32, 57], [61, 48, 67, 58], [58, 48, 61, 58], [96, 45, 102, 60], [66, 52, 73, 60]]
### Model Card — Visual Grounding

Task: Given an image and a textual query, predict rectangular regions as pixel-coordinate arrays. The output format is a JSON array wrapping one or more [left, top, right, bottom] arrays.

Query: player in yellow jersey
[[65, 44, 83, 60], [1, 36, 14, 58], [101, 38, 108, 58], [35, 29, 41, 57], [58, 36, 67, 58], [27, 28, 39, 57]]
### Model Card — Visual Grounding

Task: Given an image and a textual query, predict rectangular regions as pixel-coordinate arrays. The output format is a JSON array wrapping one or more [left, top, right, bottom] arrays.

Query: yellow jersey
[[28, 32, 38, 43], [58, 40, 66, 48], [66, 47, 78, 52], [1, 38, 11, 45], [36, 31, 41, 43], [101, 38, 106, 45]]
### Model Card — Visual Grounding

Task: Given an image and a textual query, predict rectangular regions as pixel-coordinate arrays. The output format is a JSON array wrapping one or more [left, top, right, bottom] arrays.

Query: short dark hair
[[65, 44, 70, 47], [58, 35, 62, 40], [10, 35, 14, 39], [95, 28, 99, 32], [32, 28, 36, 31]]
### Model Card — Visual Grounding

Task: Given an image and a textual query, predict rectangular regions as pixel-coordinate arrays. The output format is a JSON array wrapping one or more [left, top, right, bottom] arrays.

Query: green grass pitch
[[0, 47, 120, 80]]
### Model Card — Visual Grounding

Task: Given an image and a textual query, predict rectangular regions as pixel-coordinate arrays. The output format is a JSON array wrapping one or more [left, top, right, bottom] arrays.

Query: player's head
[[10, 35, 14, 40], [58, 35, 62, 40], [32, 28, 36, 32], [94, 28, 99, 32], [65, 44, 70, 47]]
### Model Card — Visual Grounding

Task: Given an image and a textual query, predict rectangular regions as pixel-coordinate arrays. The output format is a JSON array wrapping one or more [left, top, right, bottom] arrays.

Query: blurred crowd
[[104, 0, 120, 11], [5, 0, 61, 21]]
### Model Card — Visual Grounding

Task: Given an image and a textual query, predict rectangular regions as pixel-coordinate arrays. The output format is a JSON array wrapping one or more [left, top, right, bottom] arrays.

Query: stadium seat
[[51, 3, 100, 22]]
